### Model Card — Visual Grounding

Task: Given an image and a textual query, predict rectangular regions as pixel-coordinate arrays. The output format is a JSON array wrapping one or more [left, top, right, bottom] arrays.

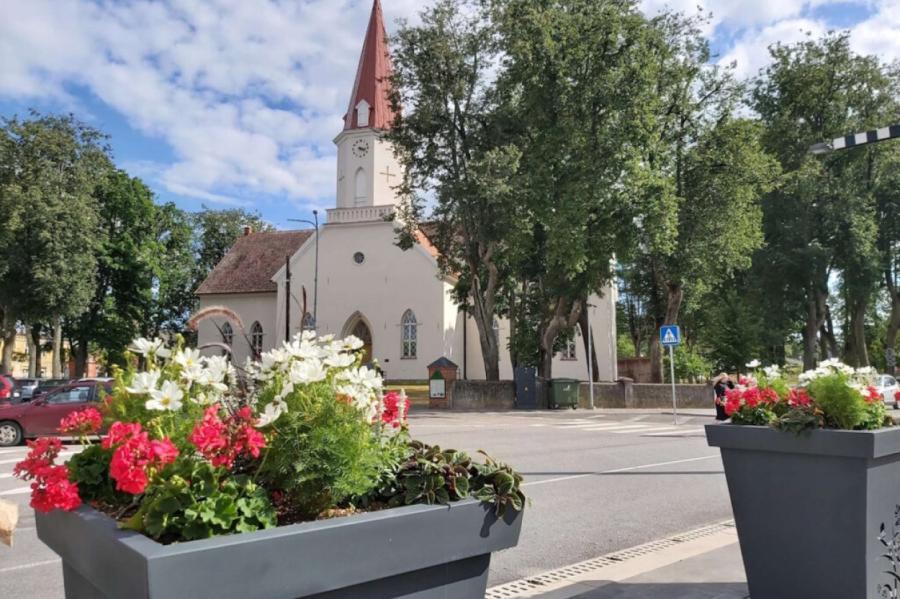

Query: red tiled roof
[[195, 230, 313, 295], [343, 0, 398, 131]]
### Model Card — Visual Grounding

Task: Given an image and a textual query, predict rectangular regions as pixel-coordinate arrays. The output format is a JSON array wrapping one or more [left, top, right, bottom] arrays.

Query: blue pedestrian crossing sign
[[660, 325, 681, 347]]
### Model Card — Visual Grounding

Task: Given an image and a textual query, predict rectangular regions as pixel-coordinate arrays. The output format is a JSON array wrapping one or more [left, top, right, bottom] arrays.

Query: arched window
[[401, 309, 417, 359], [220, 322, 234, 357], [354, 168, 367, 207], [561, 331, 577, 360], [250, 321, 264, 357], [301, 312, 315, 332]]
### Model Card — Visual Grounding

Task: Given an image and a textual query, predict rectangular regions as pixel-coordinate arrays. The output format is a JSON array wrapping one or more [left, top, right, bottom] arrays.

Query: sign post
[[660, 325, 681, 425]]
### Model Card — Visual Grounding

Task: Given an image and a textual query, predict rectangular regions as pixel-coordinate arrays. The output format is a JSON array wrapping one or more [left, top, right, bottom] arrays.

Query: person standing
[[712, 372, 734, 421]]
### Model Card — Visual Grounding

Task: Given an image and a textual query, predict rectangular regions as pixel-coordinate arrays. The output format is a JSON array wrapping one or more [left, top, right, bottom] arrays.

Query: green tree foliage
[[387, 0, 518, 380], [0, 113, 110, 376], [752, 33, 894, 369], [492, 0, 665, 377], [66, 170, 158, 374]]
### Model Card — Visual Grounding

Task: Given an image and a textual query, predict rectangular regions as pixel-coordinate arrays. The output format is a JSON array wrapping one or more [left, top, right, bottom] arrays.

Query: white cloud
[[0, 0, 896, 216], [0, 0, 420, 211], [718, 18, 829, 79]]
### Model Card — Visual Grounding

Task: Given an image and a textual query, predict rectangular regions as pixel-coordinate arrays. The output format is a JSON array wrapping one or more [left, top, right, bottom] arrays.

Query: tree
[[65, 170, 158, 375], [191, 207, 271, 290], [752, 33, 894, 368], [149, 203, 196, 336], [492, 0, 665, 378], [0, 113, 109, 376], [388, 0, 519, 380]]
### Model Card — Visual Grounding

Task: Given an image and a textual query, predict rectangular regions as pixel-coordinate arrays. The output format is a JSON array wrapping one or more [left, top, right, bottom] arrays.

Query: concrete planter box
[[706, 424, 900, 599], [36, 498, 522, 599]]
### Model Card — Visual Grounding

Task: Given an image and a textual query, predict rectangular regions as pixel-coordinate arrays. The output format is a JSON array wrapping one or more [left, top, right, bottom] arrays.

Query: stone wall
[[450, 380, 516, 410], [435, 378, 715, 411], [578, 380, 715, 409], [617, 358, 653, 383]]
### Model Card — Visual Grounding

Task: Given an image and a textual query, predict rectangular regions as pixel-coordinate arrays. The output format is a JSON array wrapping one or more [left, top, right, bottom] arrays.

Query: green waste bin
[[549, 378, 579, 409]]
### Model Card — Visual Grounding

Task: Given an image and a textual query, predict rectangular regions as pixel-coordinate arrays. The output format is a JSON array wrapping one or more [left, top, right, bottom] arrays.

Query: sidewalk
[[487, 522, 748, 599], [566, 543, 748, 599]]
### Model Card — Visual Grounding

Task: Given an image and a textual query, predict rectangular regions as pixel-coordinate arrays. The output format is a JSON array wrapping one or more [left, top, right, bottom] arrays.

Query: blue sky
[[2, 0, 897, 229]]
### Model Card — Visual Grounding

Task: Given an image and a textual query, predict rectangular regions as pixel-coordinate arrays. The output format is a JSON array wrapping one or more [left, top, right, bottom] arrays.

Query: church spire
[[343, 0, 397, 131]]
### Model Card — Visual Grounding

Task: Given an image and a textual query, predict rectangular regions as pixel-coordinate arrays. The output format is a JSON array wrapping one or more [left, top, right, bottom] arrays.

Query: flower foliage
[[15, 332, 526, 543], [724, 359, 890, 432]]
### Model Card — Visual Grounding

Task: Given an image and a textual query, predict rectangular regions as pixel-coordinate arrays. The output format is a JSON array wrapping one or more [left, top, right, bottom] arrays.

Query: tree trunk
[[73, 338, 89, 378], [469, 295, 500, 381], [26, 325, 37, 377], [0, 309, 15, 376], [820, 304, 839, 358], [885, 289, 900, 376], [538, 297, 583, 380], [30, 325, 42, 377], [578, 308, 600, 382], [844, 297, 870, 367], [650, 282, 684, 384], [51, 318, 63, 378]]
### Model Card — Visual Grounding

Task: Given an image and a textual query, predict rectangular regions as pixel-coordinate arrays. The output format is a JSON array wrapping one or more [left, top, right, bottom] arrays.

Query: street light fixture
[[809, 124, 900, 155], [287, 210, 320, 332]]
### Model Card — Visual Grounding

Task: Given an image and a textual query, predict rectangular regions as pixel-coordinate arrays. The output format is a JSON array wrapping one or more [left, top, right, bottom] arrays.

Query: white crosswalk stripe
[[536, 419, 706, 437]]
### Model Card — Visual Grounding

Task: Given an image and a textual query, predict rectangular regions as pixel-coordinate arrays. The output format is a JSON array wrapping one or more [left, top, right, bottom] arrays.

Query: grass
[[384, 381, 429, 405]]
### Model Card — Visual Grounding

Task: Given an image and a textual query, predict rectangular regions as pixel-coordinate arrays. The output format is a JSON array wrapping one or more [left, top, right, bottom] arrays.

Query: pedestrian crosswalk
[[529, 418, 705, 437]]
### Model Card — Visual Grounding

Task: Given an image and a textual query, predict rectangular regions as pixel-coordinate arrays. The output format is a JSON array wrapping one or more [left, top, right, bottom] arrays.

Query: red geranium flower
[[14, 438, 81, 513], [189, 404, 267, 469], [58, 407, 103, 436], [381, 392, 410, 429], [788, 388, 812, 407], [102, 422, 179, 495]]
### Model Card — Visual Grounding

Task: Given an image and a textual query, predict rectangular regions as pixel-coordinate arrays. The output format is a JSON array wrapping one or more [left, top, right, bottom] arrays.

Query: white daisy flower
[[146, 380, 184, 411], [127, 370, 161, 395]]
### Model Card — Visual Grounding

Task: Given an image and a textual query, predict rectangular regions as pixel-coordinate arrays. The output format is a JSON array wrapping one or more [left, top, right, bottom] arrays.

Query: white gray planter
[[706, 424, 900, 599], [36, 498, 522, 599]]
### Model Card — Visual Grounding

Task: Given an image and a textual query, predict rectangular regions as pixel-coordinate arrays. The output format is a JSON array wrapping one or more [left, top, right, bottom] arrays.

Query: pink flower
[[189, 404, 267, 469], [381, 392, 410, 429], [58, 407, 103, 435], [14, 438, 81, 513]]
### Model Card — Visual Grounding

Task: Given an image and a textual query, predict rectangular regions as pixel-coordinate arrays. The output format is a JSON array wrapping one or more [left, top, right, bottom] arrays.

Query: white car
[[876, 374, 900, 409]]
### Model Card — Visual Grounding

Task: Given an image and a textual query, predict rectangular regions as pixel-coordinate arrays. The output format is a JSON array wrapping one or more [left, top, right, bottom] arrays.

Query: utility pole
[[288, 210, 320, 330], [586, 303, 594, 410], [285, 255, 291, 342]]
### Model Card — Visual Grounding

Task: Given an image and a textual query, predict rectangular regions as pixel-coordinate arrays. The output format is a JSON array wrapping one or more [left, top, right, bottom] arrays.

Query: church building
[[195, 0, 618, 382]]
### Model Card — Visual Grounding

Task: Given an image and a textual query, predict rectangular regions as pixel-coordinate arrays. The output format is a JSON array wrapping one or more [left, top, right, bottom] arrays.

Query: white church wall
[[197, 292, 278, 366], [274, 221, 449, 381]]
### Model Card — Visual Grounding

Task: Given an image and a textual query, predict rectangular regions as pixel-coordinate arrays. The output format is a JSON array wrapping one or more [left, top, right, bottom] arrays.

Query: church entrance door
[[343, 313, 373, 365]]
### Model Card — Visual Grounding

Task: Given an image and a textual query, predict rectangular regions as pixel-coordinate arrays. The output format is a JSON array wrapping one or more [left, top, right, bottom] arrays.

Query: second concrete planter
[[707, 423, 900, 599]]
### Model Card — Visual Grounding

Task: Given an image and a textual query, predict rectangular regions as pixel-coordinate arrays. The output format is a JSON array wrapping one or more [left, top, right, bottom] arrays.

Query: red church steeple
[[343, 0, 397, 131]]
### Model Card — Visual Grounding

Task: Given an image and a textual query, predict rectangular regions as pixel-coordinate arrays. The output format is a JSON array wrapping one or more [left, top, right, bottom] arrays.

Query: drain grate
[[485, 521, 735, 599]]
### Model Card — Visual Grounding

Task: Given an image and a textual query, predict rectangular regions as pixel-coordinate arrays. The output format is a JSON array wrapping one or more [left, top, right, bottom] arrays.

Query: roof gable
[[195, 230, 313, 295]]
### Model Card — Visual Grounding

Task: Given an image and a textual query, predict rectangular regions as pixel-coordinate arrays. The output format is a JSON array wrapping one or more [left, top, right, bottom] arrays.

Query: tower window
[[356, 99, 370, 127], [354, 167, 367, 207]]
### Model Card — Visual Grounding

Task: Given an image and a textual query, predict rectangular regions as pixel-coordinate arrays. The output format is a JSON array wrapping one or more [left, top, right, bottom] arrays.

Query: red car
[[0, 380, 112, 446]]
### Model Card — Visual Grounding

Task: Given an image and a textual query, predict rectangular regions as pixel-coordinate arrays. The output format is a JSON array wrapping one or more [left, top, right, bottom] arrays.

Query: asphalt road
[[0, 409, 732, 596]]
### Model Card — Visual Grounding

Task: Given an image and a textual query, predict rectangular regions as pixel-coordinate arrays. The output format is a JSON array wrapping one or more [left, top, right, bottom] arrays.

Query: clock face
[[351, 139, 370, 158]]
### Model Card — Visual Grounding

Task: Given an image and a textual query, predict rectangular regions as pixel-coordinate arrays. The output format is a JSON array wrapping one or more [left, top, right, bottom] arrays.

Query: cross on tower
[[379, 165, 397, 185]]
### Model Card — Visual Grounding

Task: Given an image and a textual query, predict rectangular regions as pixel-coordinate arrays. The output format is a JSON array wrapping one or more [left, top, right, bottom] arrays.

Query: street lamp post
[[287, 210, 319, 330], [586, 303, 595, 410]]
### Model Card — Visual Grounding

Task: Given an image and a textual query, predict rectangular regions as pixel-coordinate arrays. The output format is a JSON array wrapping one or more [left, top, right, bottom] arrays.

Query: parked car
[[876, 374, 900, 409], [0, 375, 13, 405], [0, 380, 113, 446], [12, 378, 40, 402], [30, 378, 72, 400]]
